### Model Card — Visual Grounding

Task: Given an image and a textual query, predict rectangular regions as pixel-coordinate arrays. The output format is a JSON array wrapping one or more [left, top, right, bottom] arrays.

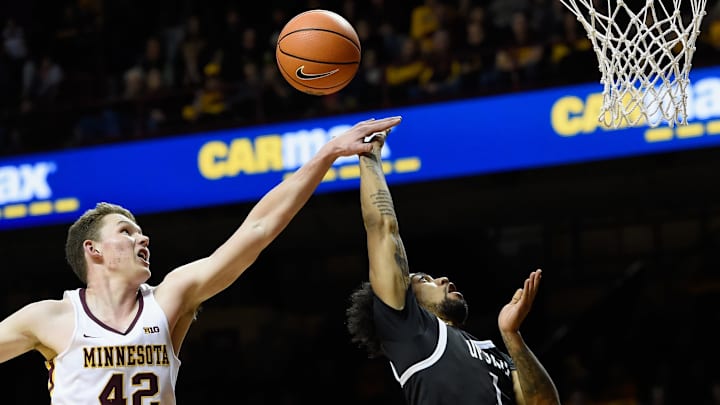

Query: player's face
[[410, 273, 468, 326], [94, 214, 151, 282]]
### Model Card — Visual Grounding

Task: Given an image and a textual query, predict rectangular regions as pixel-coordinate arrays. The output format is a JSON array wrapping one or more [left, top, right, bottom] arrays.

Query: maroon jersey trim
[[79, 288, 144, 336]]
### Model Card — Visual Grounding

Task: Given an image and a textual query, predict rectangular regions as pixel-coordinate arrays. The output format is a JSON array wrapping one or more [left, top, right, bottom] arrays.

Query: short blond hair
[[65, 202, 136, 283]]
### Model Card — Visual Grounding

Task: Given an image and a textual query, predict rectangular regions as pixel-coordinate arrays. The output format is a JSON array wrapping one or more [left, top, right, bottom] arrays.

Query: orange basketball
[[276, 9, 361, 96]]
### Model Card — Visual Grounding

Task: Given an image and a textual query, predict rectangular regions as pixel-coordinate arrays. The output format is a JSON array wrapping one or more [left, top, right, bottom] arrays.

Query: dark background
[[2, 0, 720, 403]]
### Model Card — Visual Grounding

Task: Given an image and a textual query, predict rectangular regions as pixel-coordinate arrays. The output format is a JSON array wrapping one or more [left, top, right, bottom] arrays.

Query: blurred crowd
[[2, 0, 719, 156]]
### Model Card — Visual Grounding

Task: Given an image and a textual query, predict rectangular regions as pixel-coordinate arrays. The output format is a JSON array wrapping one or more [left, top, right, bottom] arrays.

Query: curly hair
[[346, 281, 384, 359]]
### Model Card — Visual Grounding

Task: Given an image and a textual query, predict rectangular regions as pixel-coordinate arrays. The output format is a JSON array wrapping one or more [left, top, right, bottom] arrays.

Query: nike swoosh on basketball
[[295, 66, 339, 80]]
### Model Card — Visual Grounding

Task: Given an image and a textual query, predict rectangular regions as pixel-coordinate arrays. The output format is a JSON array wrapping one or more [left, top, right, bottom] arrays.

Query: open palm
[[498, 270, 542, 333]]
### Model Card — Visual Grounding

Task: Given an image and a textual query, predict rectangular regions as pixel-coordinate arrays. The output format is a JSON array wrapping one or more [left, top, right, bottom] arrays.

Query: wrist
[[500, 330, 523, 343], [319, 138, 343, 161], [314, 141, 341, 164]]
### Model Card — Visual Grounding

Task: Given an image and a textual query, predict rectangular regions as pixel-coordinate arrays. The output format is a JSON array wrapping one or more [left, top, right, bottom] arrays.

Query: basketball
[[275, 9, 361, 96]]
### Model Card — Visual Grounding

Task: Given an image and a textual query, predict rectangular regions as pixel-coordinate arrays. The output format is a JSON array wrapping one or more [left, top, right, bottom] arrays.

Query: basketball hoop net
[[559, 0, 708, 128]]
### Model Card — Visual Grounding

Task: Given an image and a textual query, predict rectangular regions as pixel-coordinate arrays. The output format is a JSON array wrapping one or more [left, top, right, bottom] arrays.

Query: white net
[[559, 0, 708, 128]]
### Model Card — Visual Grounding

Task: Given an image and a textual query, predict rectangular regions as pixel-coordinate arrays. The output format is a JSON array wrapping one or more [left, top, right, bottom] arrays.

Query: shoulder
[[7, 296, 74, 343], [21, 295, 77, 360], [20, 295, 74, 319], [373, 287, 437, 338]]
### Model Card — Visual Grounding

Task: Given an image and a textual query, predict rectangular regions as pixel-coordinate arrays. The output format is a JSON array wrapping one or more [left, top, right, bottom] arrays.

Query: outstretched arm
[[499, 270, 561, 405], [0, 299, 73, 363], [0, 303, 46, 364], [359, 132, 409, 310], [156, 116, 403, 319]]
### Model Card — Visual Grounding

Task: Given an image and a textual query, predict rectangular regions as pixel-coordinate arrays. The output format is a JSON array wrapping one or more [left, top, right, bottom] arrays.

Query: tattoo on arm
[[362, 150, 410, 284], [371, 189, 407, 277], [371, 190, 396, 218], [507, 340, 559, 401], [394, 237, 409, 278]]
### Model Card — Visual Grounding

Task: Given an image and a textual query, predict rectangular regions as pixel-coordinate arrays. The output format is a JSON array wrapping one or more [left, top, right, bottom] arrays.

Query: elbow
[[248, 215, 287, 244], [249, 220, 272, 240], [363, 214, 399, 235]]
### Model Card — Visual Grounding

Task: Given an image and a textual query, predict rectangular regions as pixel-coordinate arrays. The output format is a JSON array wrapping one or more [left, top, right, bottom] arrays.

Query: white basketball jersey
[[47, 284, 181, 404]]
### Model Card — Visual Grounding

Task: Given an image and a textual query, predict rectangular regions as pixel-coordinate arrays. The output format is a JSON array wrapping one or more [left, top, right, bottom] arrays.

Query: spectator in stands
[[410, 0, 442, 54], [2, 18, 27, 61], [342, 18, 386, 108], [139, 67, 171, 136], [224, 58, 264, 123], [384, 36, 425, 105], [123, 66, 145, 100], [21, 54, 64, 111], [138, 37, 168, 82], [417, 28, 462, 99], [548, 11, 594, 84], [355, 17, 386, 63], [237, 27, 265, 79], [256, 58, 298, 121], [345, 47, 385, 109], [175, 15, 211, 87], [353, 0, 406, 60], [495, 11, 546, 89], [457, 5, 501, 93], [182, 62, 227, 123]]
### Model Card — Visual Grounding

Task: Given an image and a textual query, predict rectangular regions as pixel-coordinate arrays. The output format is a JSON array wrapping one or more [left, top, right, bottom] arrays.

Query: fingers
[[363, 116, 401, 131], [361, 142, 374, 154], [333, 116, 401, 157], [358, 117, 400, 150], [349, 117, 400, 137], [530, 269, 541, 291], [511, 288, 523, 302], [369, 116, 401, 124], [520, 269, 542, 303]]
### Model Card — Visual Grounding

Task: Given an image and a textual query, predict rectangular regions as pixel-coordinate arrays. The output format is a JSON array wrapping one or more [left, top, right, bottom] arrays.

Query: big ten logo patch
[[143, 326, 160, 334]]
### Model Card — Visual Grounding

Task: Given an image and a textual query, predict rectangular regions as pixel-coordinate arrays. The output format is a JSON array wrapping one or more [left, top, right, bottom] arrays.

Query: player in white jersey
[[48, 284, 180, 404], [0, 116, 402, 404]]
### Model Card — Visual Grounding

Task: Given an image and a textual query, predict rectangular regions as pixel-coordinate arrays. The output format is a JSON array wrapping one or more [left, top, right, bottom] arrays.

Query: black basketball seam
[[290, 75, 353, 90], [277, 50, 360, 65], [277, 28, 361, 51]]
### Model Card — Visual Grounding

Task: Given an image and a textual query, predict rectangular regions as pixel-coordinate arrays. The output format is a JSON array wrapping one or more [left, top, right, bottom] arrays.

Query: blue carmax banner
[[2, 65, 720, 231]]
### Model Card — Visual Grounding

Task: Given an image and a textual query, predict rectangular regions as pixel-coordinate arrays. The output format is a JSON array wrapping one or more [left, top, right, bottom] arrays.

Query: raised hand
[[498, 269, 542, 334], [327, 117, 401, 157]]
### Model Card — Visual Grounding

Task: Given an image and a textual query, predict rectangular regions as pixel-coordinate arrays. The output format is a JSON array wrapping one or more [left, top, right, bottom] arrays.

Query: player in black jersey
[[346, 131, 560, 405]]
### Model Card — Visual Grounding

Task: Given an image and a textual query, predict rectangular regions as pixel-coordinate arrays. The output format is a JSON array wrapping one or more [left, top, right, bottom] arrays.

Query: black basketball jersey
[[373, 287, 517, 405]]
